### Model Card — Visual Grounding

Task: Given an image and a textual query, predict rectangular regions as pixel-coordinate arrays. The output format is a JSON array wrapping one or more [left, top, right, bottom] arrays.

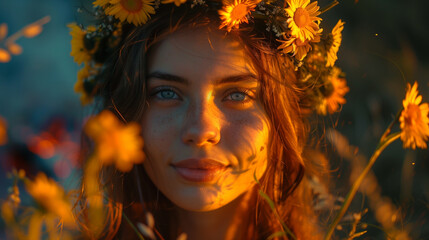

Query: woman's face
[[141, 27, 270, 212]]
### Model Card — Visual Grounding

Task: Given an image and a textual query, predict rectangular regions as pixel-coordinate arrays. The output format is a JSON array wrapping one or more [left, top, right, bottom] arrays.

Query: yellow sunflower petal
[[326, 19, 345, 67], [219, 0, 260, 32], [285, 0, 322, 42], [400, 82, 429, 149], [105, 0, 155, 26]]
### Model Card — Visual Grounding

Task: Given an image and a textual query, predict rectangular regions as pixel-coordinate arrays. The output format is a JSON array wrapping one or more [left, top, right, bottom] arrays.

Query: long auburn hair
[[77, 4, 324, 240]]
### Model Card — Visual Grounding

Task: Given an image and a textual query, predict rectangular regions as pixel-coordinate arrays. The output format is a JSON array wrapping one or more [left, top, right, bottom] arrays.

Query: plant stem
[[123, 212, 145, 240], [379, 109, 402, 143], [324, 132, 401, 239], [320, 0, 339, 15]]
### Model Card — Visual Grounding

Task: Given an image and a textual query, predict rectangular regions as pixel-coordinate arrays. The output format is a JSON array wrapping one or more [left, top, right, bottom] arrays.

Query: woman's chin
[[165, 186, 237, 212]]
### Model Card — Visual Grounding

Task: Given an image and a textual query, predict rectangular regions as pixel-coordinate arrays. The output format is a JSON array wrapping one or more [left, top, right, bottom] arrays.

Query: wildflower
[[84, 110, 145, 172], [74, 64, 98, 105], [22, 24, 43, 38], [162, 0, 187, 6], [278, 34, 320, 61], [105, 0, 155, 26], [219, 0, 260, 32], [0, 116, 7, 145], [316, 67, 349, 115], [7, 43, 23, 55], [26, 173, 75, 226], [68, 23, 97, 65], [93, 0, 110, 7], [326, 20, 344, 67], [399, 82, 429, 149], [285, 0, 322, 42], [0, 48, 11, 63]]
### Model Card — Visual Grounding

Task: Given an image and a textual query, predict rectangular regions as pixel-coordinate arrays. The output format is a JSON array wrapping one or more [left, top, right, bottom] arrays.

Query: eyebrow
[[147, 71, 257, 85]]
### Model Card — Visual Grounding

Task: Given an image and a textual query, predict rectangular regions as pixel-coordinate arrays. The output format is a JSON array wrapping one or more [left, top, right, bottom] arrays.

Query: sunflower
[[161, 0, 187, 6], [219, 0, 260, 32], [84, 110, 145, 172], [316, 67, 349, 115], [285, 0, 322, 42], [93, 0, 110, 7], [399, 82, 429, 149], [68, 23, 97, 65], [105, 0, 155, 26], [326, 20, 345, 67], [74, 64, 97, 105], [278, 34, 320, 61]]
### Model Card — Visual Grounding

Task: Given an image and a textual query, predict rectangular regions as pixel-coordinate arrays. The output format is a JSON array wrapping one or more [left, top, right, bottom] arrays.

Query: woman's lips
[[171, 159, 229, 183]]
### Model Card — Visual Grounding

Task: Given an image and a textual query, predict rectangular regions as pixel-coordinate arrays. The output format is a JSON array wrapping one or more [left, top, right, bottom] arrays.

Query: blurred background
[[0, 0, 428, 239]]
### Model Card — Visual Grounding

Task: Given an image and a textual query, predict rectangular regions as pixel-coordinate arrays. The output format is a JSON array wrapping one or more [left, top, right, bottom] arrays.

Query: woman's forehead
[[148, 27, 256, 78]]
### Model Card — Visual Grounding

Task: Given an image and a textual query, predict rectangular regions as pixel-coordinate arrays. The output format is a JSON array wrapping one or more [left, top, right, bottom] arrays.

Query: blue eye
[[151, 87, 180, 100], [229, 92, 246, 101], [223, 89, 255, 102]]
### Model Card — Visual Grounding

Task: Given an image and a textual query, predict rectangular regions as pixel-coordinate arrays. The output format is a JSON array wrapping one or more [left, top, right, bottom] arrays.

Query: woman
[[72, 1, 344, 239]]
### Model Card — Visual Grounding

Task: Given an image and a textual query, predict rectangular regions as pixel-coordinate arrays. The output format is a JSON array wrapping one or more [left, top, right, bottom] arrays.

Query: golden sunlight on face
[[142, 27, 270, 212]]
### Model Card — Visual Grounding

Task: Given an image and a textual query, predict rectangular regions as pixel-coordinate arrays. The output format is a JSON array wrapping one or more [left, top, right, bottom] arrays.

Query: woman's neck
[[175, 187, 256, 240]]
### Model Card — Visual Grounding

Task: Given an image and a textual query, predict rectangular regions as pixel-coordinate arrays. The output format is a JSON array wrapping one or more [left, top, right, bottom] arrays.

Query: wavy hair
[[77, 4, 324, 240]]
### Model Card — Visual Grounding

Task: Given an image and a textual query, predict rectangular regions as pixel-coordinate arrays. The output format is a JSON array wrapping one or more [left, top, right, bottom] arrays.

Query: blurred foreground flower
[[0, 16, 50, 63], [0, 116, 7, 145], [26, 173, 75, 226], [84, 110, 145, 172], [399, 82, 429, 149]]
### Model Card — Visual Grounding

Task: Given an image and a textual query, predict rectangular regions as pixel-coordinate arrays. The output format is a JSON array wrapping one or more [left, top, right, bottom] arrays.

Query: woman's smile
[[171, 158, 231, 184]]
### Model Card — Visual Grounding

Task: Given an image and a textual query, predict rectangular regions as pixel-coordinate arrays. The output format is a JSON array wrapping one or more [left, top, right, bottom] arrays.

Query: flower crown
[[69, 0, 348, 115]]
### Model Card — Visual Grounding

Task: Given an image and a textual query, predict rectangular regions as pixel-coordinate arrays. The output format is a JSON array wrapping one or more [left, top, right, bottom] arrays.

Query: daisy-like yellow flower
[[326, 19, 344, 67], [0, 116, 7, 145], [105, 0, 155, 26], [219, 0, 260, 32], [85, 110, 145, 172], [74, 64, 98, 105], [316, 67, 349, 115], [68, 23, 97, 65], [26, 173, 75, 226], [93, 0, 110, 7], [285, 0, 322, 42], [161, 0, 187, 6], [278, 34, 320, 61], [399, 82, 429, 149]]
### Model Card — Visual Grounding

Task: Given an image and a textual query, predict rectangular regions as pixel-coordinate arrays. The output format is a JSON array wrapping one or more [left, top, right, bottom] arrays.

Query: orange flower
[[326, 19, 345, 67], [219, 0, 260, 32], [285, 0, 322, 42], [0, 48, 11, 63], [85, 110, 145, 172], [399, 82, 429, 149], [26, 173, 75, 226], [317, 67, 349, 115], [278, 34, 320, 61]]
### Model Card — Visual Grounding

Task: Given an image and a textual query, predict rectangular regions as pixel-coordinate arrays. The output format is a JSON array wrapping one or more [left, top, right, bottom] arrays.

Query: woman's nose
[[181, 100, 221, 147]]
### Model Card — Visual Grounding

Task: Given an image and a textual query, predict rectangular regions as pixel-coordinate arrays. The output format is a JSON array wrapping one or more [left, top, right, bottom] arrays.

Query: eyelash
[[150, 87, 181, 100], [222, 88, 255, 103], [149, 86, 255, 103]]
